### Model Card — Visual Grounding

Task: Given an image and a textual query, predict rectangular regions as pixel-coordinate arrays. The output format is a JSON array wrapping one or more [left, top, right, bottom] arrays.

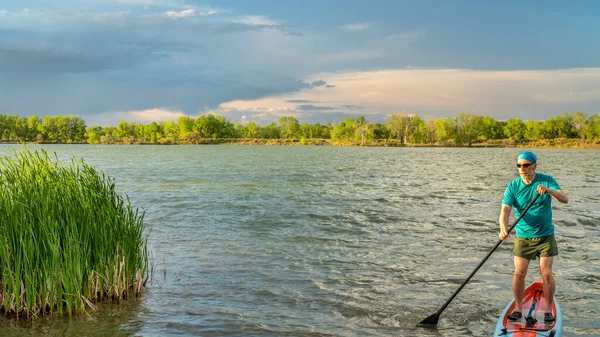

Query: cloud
[[285, 99, 318, 103], [384, 28, 426, 41], [87, 108, 186, 126], [2, 2, 598, 128], [298, 105, 335, 111], [0, 5, 295, 78], [231, 15, 280, 26], [218, 68, 600, 123], [56, 67, 600, 127], [161, 9, 216, 19], [128, 108, 186, 121], [341, 22, 372, 31], [532, 88, 600, 103], [297, 80, 335, 89]]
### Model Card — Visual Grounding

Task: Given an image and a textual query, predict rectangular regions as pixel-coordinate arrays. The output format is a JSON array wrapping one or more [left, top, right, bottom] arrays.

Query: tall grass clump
[[0, 147, 149, 318]]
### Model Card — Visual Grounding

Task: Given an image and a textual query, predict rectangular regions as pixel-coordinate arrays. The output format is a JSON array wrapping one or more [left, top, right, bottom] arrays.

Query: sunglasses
[[516, 163, 535, 168]]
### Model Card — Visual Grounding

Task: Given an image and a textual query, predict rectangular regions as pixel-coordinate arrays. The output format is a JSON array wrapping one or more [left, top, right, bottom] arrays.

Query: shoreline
[[1, 138, 599, 149]]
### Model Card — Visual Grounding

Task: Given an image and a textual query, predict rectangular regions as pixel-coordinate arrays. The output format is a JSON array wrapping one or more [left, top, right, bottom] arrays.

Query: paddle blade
[[417, 312, 440, 327]]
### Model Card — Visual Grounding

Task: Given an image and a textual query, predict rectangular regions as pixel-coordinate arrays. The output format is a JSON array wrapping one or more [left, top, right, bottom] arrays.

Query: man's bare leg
[[513, 256, 530, 312], [539, 256, 555, 312]]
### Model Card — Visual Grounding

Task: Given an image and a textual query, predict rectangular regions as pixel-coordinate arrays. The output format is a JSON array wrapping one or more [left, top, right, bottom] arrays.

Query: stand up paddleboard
[[494, 280, 562, 336]]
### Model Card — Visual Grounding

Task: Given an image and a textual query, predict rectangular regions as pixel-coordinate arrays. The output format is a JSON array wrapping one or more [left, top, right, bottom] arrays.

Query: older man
[[499, 151, 568, 323]]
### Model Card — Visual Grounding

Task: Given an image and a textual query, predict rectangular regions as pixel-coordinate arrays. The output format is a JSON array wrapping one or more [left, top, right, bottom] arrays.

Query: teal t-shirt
[[502, 173, 561, 238]]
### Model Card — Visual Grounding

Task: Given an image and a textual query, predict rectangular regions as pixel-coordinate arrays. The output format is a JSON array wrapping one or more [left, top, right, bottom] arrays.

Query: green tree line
[[1, 112, 599, 146]]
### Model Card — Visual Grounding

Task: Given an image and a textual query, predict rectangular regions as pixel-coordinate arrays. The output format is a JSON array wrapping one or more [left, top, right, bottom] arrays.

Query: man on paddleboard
[[498, 151, 568, 323]]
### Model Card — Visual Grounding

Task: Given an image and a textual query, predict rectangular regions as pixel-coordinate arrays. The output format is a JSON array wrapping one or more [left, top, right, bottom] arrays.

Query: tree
[[86, 126, 103, 144], [162, 121, 179, 143], [331, 117, 356, 144], [13, 114, 28, 141], [408, 116, 427, 144], [453, 113, 483, 146], [70, 116, 87, 142], [585, 114, 600, 139], [299, 124, 312, 139], [41, 116, 59, 141], [260, 122, 280, 139], [424, 120, 438, 144], [504, 118, 526, 141], [371, 123, 389, 140], [194, 114, 234, 138], [524, 120, 543, 141], [279, 117, 300, 139], [355, 116, 371, 145], [27, 115, 41, 141], [320, 123, 332, 139], [555, 113, 577, 138], [386, 114, 414, 145], [571, 111, 589, 139], [133, 124, 146, 142], [543, 114, 575, 139], [147, 122, 161, 144], [178, 116, 195, 139], [432, 118, 451, 144], [479, 117, 505, 141], [245, 121, 260, 138]]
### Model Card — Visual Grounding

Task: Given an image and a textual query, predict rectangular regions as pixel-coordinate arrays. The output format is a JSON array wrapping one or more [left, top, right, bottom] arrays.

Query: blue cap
[[518, 151, 537, 163]]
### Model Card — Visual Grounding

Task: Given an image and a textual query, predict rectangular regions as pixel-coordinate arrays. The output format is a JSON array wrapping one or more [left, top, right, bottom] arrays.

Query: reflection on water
[[0, 299, 143, 337], [0, 145, 598, 336]]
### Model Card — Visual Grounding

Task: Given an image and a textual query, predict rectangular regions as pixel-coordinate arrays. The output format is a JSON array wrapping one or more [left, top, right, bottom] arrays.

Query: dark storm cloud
[[0, 7, 309, 121], [297, 80, 334, 89]]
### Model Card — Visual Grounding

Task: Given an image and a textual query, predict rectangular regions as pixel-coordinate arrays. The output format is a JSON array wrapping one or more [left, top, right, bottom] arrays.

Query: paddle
[[417, 193, 541, 327]]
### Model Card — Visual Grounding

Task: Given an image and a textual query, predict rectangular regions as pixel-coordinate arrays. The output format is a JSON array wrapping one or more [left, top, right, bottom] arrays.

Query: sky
[[1, 0, 599, 126]]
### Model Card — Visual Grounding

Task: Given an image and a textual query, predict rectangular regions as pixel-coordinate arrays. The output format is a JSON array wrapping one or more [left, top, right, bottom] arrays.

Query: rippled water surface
[[0, 145, 598, 337]]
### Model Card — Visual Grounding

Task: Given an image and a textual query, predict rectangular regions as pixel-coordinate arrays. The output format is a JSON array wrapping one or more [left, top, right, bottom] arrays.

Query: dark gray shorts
[[513, 235, 558, 260]]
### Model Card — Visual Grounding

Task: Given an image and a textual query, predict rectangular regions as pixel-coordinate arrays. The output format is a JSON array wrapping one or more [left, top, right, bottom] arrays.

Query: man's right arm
[[499, 204, 512, 240]]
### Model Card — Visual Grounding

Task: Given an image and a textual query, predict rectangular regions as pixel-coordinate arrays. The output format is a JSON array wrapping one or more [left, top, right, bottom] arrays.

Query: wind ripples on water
[[0, 145, 598, 336]]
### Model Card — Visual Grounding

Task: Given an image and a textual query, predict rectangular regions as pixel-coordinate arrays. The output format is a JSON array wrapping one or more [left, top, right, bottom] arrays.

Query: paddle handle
[[434, 193, 542, 316]]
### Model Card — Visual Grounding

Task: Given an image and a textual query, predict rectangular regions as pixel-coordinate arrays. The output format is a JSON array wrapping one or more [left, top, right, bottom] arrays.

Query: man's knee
[[514, 270, 527, 280], [540, 269, 553, 281]]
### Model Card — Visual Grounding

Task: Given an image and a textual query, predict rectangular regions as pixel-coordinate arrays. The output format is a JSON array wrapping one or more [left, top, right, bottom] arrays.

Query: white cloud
[[88, 108, 186, 125], [128, 108, 186, 121], [230, 15, 281, 26], [162, 9, 195, 19], [341, 22, 372, 31], [160, 9, 216, 19]]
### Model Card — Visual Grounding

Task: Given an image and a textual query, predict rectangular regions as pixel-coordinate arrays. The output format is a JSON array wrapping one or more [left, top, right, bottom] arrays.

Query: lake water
[[0, 145, 598, 337]]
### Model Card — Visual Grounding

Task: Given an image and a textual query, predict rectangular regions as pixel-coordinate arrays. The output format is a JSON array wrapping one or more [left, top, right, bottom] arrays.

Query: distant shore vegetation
[[1, 112, 600, 148]]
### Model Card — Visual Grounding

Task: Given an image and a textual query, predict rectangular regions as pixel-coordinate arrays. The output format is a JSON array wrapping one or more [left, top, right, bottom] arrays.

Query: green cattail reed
[[0, 147, 149, 318]]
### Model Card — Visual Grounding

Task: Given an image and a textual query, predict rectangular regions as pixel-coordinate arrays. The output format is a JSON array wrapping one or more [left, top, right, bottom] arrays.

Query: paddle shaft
[[426, 193, 542, 321]]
